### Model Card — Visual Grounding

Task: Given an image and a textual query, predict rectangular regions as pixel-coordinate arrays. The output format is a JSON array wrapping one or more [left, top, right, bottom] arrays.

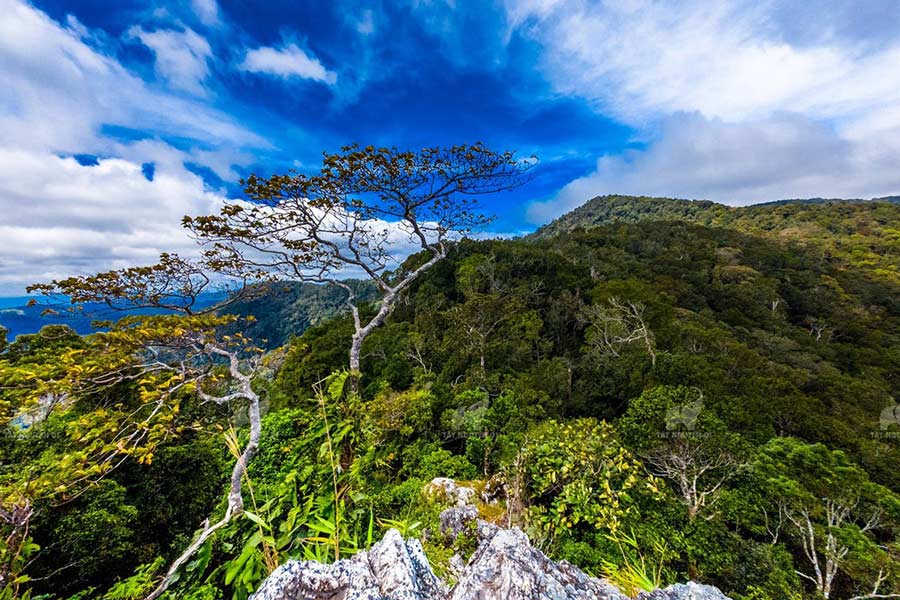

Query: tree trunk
[[146, 388, 261, 600], [349, 333, 363, 374], [346, 292, 395, 393]]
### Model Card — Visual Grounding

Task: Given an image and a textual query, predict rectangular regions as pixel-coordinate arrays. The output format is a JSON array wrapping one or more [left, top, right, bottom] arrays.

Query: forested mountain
[[535, 196, 900, 285], [0, 282, 376, 346], [3, 195, 900, 600], [221, 280, 378, 349]]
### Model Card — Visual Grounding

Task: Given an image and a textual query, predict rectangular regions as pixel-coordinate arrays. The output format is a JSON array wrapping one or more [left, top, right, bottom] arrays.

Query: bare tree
[[643, 438, 744, 520], [785, 498, 882, 600], [184, 143, 534, 378], [806, 318, 834, 343], [30, 257, 268, 600], [581, 297, 657, 366], [848, 567, 900, 600]]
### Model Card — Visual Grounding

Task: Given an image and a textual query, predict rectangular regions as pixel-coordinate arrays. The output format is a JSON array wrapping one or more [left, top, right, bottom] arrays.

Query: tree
[[757, 438, 900, 600], [643, 438, 744, 521], [513, 419, 660, 540], [580, 297, 657, 366], [184, 143, 535, 377], [618, 386, 747, 522], [27, 256, 269, 600]]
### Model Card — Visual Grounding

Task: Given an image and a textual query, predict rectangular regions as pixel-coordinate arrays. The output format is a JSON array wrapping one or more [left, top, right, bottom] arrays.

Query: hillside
[[221, 280, 378, 348], [0, 281, 376, 347], [533, 194, 900, 288], [5, 197, 900, 600], [535, 194, 900, 260]]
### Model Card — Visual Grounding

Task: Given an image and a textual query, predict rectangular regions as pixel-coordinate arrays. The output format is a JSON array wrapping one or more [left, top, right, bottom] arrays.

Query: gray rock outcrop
[[424, 477, 477, 507], [251, 528, 446, 600], [251, 525, 732, 600], [449, 527, 626, 600], [637, 582, 732, 600]]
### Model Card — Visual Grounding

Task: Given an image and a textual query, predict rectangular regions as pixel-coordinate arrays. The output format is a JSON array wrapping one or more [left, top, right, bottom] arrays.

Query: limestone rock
[[636, 582, 732, 600], [250, 529, 447, 600], [449, 527, 627, 600], [251, 527, 735, 600], [438, 505, 478, 539], [425, 477, 477, 507]]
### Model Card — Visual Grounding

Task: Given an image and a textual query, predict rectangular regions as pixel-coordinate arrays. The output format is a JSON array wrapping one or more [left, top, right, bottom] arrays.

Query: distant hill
[[221, 280, 378, 348], [532, 194, 900, 239], [0, 280, 378, 348], [0, 296, 223, 340], [531, 195, 724, 238], [531, 194, 900, 289]]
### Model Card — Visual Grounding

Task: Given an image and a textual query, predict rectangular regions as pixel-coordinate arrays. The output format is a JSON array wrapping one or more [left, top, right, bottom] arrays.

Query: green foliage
[[32, 480, 139, 594], [514, 419, 659, 540], [600, 529, 669, 596], [102, 558, 165, 600], [10, 197, 900, 599]]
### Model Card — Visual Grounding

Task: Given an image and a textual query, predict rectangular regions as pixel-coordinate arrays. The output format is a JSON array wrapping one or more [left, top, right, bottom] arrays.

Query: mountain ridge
[[532, 193, 900, 240]]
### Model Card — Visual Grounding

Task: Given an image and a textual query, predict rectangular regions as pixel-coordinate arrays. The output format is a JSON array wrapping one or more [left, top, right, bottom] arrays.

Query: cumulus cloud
[[0, 0, 262, 153], [0, 150, 226, 295], [507, 0, 900, 220], [527, 112, 900, 222], [191, 0, 221, 27], [238, 43, 337, 84], [0, 0, 261, 294], [128, 26, 213, 95]]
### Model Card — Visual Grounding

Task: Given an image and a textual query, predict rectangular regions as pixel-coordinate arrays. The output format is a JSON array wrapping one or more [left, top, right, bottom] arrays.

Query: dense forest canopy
[[2, 192, 900, 600]]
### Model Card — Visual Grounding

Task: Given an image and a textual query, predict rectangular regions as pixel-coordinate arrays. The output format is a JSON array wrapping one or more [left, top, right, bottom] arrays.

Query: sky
[[2, 0, 900, 295]]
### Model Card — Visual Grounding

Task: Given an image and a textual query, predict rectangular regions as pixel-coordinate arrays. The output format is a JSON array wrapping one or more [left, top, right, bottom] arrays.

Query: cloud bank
[[509, 0, 900, 220], [0, 150, 224, 293], [0, 0, 256, 294]]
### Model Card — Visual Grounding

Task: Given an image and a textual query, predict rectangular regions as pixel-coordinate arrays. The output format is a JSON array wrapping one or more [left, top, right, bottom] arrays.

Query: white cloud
[[0, 0, 263, 295], [506, 0, 900, 127], [128, 26, 213, 95], [527, 112, 900, 222], [356, 10, 375, 35], [507, 0, 900, 220], [238, 43, 337, 84], [0, 150, 226, 295], [191, 0, 221, 27], [0, 0, 262, 153]]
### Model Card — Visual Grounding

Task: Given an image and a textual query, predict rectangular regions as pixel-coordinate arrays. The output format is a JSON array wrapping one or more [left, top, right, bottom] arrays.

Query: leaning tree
[[12, 142, 534, 597], [27, 256, 268, 600], [184, 143, 535, 377]]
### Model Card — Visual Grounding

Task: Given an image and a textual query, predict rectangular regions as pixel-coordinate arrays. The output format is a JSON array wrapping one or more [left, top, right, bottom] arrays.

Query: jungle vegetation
[[1, 166, 899, 600]]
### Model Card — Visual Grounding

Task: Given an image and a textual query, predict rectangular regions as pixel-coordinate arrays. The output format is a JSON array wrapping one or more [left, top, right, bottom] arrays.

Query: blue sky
[[2, 0, 900, 295]]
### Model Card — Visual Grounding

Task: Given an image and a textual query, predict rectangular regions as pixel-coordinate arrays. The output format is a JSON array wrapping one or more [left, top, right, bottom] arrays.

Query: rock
[[474, 519, 499, 542], [425, 477, 477, 507], [251, 529, 447, 600], [439, 505, 478, 539], [448, 553, 467, 581], [450, 527, 627, 600], [251, 527, 734, 600], [480, 475, 505, 505], [637, 582, 732, 600]]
